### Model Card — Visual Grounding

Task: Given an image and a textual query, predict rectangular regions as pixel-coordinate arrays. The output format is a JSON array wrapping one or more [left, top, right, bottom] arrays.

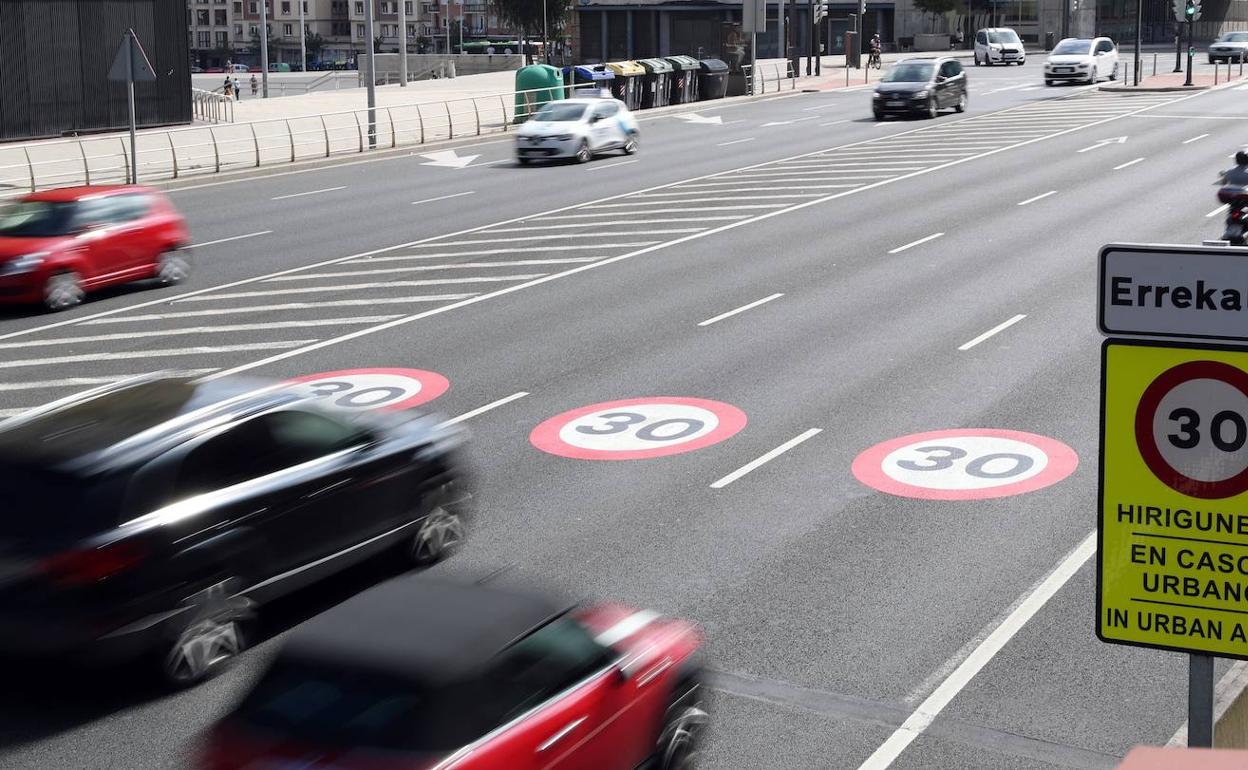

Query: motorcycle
[[1217, 184, 1248, 246]]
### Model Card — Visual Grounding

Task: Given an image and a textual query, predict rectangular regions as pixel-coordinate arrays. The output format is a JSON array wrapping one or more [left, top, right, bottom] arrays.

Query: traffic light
[[814, 1, 828, 24], [1072, 0, 1078, 11], [1185, 0, 1202, 20]]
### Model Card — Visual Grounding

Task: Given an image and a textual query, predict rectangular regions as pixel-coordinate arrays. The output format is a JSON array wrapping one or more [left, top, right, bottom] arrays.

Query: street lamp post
[[366, 0, 377, 147], [543, 0, 549, 64], [260, 0, 270, 96], [299, 0, 306, 71], [399, 0, 408, 85]]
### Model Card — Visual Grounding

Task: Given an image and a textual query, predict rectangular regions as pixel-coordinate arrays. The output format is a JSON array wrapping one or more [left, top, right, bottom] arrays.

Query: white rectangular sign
[[742, 0, 767, 34], [1099, 243, 1248, 342]]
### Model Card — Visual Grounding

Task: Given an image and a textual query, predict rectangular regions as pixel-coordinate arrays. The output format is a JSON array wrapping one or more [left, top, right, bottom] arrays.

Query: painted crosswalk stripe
[[185, 231, 272, 249], [0, 340, 317, 370], [352, 245, 635, 262], [178, 275, 546, 301], [81, 295, 479, 323], [267, 258, 602, 281], [0, 371, 218, 392], [0, 318, 400, 349]]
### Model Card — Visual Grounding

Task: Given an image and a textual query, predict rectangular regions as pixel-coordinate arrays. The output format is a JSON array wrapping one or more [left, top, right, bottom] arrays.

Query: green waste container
[[637, 58, 674, 109], [514, 64, 564, 123], [665, 55, 700, 104], [605, 61, 646, 110]]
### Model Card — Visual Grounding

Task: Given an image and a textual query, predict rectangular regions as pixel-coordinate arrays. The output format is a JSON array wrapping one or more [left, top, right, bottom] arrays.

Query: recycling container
[[665, 55, 700, 104], [697, 58, 730, 100], [563, 64, 615, 97], [605, 60, 646, 110], [514, 64, 564, 123], [637, 58, 674, 109]]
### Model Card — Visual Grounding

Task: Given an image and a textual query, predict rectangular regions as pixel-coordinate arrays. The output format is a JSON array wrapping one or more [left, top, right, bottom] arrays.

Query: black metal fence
[[0, 0, 191, 141]]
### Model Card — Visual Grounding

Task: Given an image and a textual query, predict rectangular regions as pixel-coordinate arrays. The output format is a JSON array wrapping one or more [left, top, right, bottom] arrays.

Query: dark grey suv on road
[[873, 57, 968, 120], [0, 375, 468, 686]]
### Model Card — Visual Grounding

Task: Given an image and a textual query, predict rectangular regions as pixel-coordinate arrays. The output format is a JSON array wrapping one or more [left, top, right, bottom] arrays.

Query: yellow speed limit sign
[[1100, 339, 1248, 658]]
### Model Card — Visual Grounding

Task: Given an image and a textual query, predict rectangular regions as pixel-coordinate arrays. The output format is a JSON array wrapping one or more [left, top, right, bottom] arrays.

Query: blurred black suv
[[0, 375, 468, 685], [873, 57, 968, 120]]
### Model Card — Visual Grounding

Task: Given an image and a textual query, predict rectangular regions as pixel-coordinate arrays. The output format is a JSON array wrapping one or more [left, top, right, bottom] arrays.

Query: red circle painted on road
[[285, 367, 449, 411], [530, 397, 747, 460], [1135, 360, 1248, 499], [851, 428, 1079, 500]]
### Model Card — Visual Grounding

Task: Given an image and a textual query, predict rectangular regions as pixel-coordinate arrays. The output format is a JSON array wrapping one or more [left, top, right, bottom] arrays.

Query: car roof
[[280, 576, 573, 687], [557, 97, 623, 107], [0, 374, 296, 473], [23, 185, 158, 203]]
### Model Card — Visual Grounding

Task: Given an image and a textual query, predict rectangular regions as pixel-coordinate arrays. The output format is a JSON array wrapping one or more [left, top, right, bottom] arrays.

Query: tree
[[912, 0, 960, 31], [489, 0, 572, 49], [304, 30, 325, 63]]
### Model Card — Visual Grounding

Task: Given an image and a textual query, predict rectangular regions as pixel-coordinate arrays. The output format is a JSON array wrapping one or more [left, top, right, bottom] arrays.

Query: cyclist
[[868, 33, 882, 68]]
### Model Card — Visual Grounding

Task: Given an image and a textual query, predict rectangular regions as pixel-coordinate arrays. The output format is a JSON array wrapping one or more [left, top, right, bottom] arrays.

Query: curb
[[1098, 84, 1210, 92]]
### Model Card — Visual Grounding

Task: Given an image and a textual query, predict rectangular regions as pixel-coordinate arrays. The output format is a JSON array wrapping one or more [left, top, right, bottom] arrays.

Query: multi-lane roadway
[[2, 58, 1245, 769]]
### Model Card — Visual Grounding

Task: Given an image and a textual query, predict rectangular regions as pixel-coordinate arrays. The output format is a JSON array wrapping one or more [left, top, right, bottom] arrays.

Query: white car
[[515, 98, 640, 165], [974, 28, 1025, 66], [1209, 31, 1248, 63], [1044, 37, 1119, 85]]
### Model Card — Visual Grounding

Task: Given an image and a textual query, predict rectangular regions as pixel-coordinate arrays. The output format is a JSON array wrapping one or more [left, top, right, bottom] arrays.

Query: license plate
[[1055, 67, 1071, 73], [887, 101, 904, 107]]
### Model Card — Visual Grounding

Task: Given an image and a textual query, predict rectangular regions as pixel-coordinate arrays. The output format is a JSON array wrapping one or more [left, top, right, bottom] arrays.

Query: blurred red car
[[0, 185, 190, 311], [198, 577, 707, 770]]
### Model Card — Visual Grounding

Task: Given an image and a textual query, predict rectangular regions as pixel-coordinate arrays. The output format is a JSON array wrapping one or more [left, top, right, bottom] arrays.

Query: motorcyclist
[[1220, 150, 1248, 188], [1217, 150, 1248, 245]]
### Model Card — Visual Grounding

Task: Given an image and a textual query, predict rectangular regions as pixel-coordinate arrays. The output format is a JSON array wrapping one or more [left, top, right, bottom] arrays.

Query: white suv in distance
[[1044, 37, 1119, 84], [975, 28, 1025, 65], [1209, 31, 1248, 63]]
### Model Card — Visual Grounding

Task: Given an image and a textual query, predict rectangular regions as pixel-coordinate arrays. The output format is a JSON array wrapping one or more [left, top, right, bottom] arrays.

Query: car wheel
[[1088, 69, 1097, 84], [657, 675, 708, 770], [406, 482, 469, 567], [1045, 79, 1054, 86], [156, 250, 191, 285], [927, 96, 939, 119], [954, 91, 967, 113], [575, 140, 592, 164], [158, 577, 250, 688], [872, 110, 883, 121], [43, 270, 83, 312], [623, 132, 639, 155]]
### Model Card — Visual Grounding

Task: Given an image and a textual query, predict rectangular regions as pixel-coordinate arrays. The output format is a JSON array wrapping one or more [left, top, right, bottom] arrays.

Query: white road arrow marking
[[420, 150, 480, 168], [676, 113, 723, 124], [1076, 135, 1128, 153]]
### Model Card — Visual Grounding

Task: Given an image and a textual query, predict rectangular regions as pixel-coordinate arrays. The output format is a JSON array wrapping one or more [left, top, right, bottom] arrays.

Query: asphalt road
[[1, 58, 1245, 769]]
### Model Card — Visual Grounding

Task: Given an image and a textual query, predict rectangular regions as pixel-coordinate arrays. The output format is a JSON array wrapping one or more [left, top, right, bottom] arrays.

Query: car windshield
[[1052, 40, 1092, 55], [988, 30, 1021, 44], [882, 62, 935, 82], [234, 661, 490, 752], [533, 103, 587, 122], [0, 201, 77, 238], [1220, 33, 1248, 42]]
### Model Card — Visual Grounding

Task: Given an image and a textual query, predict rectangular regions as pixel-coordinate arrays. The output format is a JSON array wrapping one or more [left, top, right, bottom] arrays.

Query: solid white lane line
[[268, 258, 601, 280], [857, 532, 1097, 770], [82, 295, 478, 323], [584, 160, 639, 172], [1208, 203, 1230, 218], [485, 219, 720, 230], [356, 245, 634, 261], [698, 293, 784, 327], [710, 429, 823, 489], [271, 185, 347, 200], [1017, 190, 1057, 206], [820, 119, 850, 126], [1113, 157, 1145, 170], [411, 191, 476, 205], [439, 391, 530, 427], [0, 317, 399, 348], [682, 179, 884, 187], [185, 231, 272, 249], [679, 185, 857, 192], [1183, 133, 1210, 144], [718, 137, 757, 146], [888, 232, 944, 254], [179, 275, 546, 301], [0, 340, 316, 369], [631, 193, 824, 200], [0, 371, 218, 392], [958, 314, 1027, 351], [409, 232, 691, 245]]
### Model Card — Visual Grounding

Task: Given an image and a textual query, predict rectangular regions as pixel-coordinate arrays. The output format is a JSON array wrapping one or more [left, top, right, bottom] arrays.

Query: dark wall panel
[[0, 0, 191, 141]]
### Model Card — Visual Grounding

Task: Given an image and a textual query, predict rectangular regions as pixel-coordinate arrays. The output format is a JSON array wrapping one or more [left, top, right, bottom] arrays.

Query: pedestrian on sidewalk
[[233, 76, 241, 100], [223, 76, 233, 98], [250, 74, 258, 97]]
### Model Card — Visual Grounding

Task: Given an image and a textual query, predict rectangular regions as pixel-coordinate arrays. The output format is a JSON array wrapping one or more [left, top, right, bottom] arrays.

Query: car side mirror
[[589, 114, 601, 124]]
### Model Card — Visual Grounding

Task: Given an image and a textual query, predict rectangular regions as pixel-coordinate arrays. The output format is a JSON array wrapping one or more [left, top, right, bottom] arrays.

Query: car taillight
[[39, 541, 147, 587]]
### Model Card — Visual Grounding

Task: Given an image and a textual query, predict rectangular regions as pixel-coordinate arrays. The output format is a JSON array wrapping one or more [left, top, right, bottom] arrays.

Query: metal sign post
[[743, 0, 764, 90], [1185, 21, 1194, 86], [107, 29, 156, 185]]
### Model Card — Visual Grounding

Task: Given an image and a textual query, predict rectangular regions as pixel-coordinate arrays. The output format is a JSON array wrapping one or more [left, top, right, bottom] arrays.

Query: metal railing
[[191, 88, 234, 123], [744, 61, 798, 95]]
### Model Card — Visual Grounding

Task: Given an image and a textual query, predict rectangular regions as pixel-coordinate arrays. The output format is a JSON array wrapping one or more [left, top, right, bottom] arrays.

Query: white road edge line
[[856, 531, 1097, 770], [1113, 157, 1145, 170], [717, 137, 757, 147], [1207, 203, 1230, 218], [412, 191, 476, 205], [710, 429, 822, 489], [439, 391, 529, 427], [1017, 190, 1057, 207], [184, 231, 272, 249], [271, 185, 347, 200], [1183, 133, 1210, 144], [888, 232, 944, 254], [698, 293, 785, 327], [958, 314, 1027, 351], [584, 160, 639, 172]]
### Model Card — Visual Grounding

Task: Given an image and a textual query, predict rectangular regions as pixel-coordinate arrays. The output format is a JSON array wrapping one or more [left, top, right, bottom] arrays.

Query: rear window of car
[[0, 464, 120, 541], [234, 661, 488, 752], [0, 201, 77, 237], [533, 103, 587, 122]]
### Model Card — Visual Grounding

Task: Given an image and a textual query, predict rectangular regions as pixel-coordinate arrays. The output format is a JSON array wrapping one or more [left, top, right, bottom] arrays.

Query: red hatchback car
[[0, 185, 190, 311], [198, 577, 707, 770]]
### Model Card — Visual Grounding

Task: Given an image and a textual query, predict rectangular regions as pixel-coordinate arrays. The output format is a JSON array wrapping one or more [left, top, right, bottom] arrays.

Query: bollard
[[1153, 52, 1157, 76]]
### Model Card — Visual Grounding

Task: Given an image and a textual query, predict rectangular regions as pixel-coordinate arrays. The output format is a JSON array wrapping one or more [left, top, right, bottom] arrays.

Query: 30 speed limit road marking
[[852, 428, 1079, 500], [285, 367, 450, 411], [530, 397, 747, 460]]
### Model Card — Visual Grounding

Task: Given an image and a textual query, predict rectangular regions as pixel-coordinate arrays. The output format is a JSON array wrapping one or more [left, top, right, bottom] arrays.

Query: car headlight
[[913, 90, 928, 98], [0, 252, 47, 276], [872, 92, 883, 99]]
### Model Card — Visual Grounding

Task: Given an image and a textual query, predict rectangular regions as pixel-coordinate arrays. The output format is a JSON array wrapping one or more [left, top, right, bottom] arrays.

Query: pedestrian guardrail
[[191, 88, 234, 124], [744, 61, 799, 95]]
